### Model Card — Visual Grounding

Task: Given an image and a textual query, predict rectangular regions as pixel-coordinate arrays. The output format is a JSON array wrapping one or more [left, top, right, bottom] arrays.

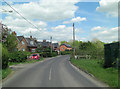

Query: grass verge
[[2, 68, 12, 79], [70, 58, 118, 87], [8, 57, 44, 66]]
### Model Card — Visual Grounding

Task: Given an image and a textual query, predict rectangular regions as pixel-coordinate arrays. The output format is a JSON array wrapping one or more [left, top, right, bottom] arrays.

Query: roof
[[17, 36, 24, 42], [25, 38, 37, 47], [52, 43, 59, 47], [37, 41, 51, 47], [60, 43, 72, 48]]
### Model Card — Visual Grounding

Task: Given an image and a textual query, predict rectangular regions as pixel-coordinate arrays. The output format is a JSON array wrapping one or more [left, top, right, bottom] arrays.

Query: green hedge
[[60, 50, 72, 55], [2, 45, 9, 69], [8, 51, 31, 62], [39, 51, 58, 57]]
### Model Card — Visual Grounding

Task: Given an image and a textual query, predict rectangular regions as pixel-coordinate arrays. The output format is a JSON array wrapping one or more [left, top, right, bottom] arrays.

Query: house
[[52, 43, 59, 51], [17, 36, 37, 52], [59, 43, 72, 51], [17, 36, 28, 51], [25, 36, 37, 52], [37, 40, 51, 48]]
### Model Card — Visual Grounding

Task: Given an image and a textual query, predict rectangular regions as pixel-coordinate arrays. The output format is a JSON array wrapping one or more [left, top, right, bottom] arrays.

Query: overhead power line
[[2, 0, 40, 31]]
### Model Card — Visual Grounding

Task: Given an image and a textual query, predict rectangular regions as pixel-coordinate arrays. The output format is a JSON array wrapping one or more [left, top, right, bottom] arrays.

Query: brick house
[[59, 43, 72, 51], [17, 36, 28, 51], [17, 36, 37, 52]]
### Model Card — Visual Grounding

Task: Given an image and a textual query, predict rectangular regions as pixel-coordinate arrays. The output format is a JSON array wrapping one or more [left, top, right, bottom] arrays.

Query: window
[[31, 49, 35, 52], [22, 41, 24, 45], [30, 41, 34, 45], [62, 48, 64, 49]]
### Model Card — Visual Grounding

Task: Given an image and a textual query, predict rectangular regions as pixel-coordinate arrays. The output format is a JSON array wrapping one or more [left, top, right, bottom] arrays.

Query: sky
[[0, 0, 119, 43]]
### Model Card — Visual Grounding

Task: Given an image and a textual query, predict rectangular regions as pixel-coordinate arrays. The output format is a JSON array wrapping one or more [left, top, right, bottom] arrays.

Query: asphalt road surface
[[2, 55, 108, 87]]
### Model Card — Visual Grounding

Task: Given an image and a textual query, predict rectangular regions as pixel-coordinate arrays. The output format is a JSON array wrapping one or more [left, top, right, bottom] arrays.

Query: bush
[[60, 50, 72, 55], [2, 45, 9, 69], [8, 51, 29, 62], [39, 51, 58, 57]]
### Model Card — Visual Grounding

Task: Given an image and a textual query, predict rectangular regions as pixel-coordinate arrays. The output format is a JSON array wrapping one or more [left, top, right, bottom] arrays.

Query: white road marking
[[49, 68, 52, 80]]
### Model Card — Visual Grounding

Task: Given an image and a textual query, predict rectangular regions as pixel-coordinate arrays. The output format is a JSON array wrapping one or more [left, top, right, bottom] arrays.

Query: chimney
[[65, 41, 67, 44], [30, 36, 32, 39], [43, 39, 46, 42]]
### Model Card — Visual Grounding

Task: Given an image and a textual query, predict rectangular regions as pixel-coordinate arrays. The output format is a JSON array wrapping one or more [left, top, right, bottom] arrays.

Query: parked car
[[29, 53, 40, 60]]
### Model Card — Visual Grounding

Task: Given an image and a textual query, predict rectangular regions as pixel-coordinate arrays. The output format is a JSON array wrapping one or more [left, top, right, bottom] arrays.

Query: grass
[[70, 58, 118, 87], [8, 57, 44, 66], [1, 68, 12, 79]]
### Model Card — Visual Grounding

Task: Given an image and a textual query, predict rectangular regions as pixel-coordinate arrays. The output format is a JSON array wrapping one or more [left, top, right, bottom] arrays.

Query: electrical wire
[[2, 0, 40, 31]]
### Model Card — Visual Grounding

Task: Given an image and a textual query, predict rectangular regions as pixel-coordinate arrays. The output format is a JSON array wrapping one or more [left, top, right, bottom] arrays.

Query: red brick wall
[[60, 45, 72, 51], [59, 45, 67, 51]]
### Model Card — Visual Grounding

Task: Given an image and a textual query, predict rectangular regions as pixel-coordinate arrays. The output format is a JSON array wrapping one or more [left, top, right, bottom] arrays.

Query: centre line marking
[[49, 68, 52, 80]]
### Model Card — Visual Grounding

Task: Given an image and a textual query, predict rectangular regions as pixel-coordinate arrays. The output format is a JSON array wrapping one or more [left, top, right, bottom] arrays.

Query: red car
[[30, 53, 40, 60]]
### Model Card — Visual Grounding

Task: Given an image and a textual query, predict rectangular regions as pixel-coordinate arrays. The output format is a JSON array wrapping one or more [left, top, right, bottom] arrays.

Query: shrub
[[2, 45, 9, 69], [60, 50, 72, 55], [39, 51, 58, 57], [8, 51, 29, 62]]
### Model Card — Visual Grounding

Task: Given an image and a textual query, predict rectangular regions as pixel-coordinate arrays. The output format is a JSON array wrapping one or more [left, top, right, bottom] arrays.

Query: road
[[2, 55, 108, 87]]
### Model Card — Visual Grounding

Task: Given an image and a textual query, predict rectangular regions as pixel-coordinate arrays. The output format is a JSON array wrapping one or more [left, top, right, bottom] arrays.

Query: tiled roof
[[61, 43, 72, 48], [37, 41, 51, 47], [52, 43, 59, 47], [25, 38, 37, 47]]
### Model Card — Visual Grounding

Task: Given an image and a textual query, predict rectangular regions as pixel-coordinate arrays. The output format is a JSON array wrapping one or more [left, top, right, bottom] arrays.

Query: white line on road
[[49, 68, 52, 80]]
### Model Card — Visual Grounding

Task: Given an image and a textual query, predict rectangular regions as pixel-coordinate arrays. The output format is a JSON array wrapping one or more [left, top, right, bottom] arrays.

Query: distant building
[[52, 43, 59, 51], [37, 40, 51, 48], [59, 43, 72, 51]]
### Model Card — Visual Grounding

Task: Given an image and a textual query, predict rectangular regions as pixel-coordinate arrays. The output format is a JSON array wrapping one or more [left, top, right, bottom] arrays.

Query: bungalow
[[59, 43, 72, 51]]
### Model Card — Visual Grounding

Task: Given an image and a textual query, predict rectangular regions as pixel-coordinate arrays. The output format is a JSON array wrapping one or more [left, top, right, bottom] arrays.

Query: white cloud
[[90, 26, 119, 42], [1, 0, 80, 21], [91, 26, 103, 31], [63, 17, 86, 24], [96, 0, 119, 17], [50, 25, 85, 41]]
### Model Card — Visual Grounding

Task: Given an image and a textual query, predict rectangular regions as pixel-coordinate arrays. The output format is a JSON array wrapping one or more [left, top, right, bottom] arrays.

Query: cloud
[[91, 26, 103, 31], [63, 17, 86, 24], [90, 26, 119, 42], [1, 0, 80, 21], [96, 0, 119, 17], [50, 25, 85, 41]]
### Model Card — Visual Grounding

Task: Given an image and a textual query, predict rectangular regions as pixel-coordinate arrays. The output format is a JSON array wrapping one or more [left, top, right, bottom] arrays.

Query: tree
[[4, 34, 17, 52], [1, 23, 17, 52]]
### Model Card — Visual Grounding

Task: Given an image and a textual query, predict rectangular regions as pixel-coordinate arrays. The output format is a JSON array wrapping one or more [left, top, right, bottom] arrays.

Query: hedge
[[2, 45, 9, 69], [8, 51, 30, 62]]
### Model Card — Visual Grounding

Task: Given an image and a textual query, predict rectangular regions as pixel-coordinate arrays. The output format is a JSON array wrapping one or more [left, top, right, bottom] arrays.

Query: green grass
[[1, 68, 12, 79], [70, 58, 118, 87], [8, 57, 44, 66]]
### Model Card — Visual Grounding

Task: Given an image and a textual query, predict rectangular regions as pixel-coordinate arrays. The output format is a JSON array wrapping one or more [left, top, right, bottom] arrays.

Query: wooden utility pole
[[50, 36, 52, 54], [73, 23, 75, 58]]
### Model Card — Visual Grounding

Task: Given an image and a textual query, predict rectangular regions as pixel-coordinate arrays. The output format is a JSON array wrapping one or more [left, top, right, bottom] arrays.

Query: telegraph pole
[[50, 36, 52, 54], [73, 23, 75, 58]]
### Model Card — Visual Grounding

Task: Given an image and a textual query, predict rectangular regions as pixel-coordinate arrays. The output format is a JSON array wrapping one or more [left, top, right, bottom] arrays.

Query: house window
[[30, 41, 34, 45], [62, 48, 64, 49], [31, 49, 35, 52], [22, 41, 24, 45]]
